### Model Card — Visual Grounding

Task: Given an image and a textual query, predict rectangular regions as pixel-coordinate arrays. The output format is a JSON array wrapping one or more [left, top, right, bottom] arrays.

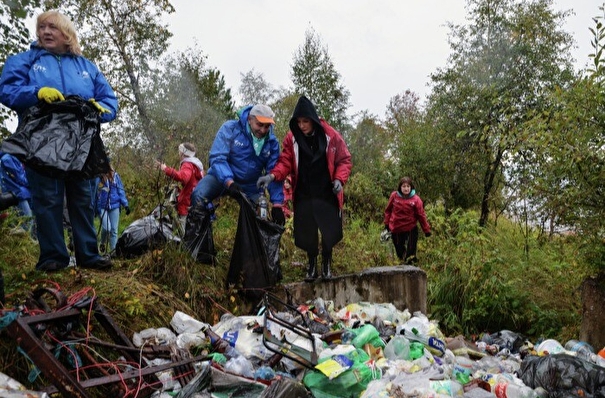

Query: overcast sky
[[166, 1, 598, 117]]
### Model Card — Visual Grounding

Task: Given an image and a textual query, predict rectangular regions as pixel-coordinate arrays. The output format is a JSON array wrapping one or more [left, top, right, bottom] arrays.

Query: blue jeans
[[190, 174, 261, 207], [16, 199, 35, 237], [99, 207, 120, 251], [26, 167, 102, 269]]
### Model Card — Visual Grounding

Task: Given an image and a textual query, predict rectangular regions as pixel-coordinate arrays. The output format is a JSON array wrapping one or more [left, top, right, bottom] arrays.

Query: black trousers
[[391, 226, 419, 263]]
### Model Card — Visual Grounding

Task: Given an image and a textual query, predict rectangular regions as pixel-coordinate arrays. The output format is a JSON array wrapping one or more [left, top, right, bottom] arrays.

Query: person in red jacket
[[156, 143, 204, 234], [257, 96, 352, 281], [384, 176, 431, 264]]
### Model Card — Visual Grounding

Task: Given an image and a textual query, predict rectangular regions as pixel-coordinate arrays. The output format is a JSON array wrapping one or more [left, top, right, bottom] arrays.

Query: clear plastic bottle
[[400, 327, 446, 356], [565, 339, 595, 358]]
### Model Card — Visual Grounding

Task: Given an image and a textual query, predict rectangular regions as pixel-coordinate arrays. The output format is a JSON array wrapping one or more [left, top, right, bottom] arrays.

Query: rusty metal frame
[[6, 298, 204, 398], [261, 293, 318, 369]]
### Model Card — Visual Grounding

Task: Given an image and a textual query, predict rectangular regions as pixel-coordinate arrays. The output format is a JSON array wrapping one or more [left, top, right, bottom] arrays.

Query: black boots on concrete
[[305, 256, 318, 282], [321, 255, 332, 280], [305, 253, 332, 282]]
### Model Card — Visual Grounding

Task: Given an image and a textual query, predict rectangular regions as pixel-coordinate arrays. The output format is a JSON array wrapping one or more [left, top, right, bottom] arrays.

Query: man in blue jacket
[[189, 104, 285, 225]]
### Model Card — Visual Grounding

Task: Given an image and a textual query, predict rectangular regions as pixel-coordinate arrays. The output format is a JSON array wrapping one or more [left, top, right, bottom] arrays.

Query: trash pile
[[2, 292, 605, 398]]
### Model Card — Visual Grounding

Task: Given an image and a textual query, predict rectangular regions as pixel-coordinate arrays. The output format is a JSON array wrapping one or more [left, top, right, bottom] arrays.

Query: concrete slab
[[273, 265, 426, 313]]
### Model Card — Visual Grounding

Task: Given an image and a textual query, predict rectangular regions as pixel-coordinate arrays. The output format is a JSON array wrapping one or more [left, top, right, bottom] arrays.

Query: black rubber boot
[[0, 192, 18, 212], [304, 256, 318, 282], [321, 255, 332, 280]]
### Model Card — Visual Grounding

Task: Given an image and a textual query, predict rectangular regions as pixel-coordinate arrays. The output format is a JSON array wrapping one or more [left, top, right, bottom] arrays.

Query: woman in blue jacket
[[96, 167, 130, 253], [0, 10, 118, 272]]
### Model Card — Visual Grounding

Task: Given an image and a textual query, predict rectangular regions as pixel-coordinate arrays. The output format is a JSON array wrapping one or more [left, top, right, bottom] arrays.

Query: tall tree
[[238, 69, 277, 108], [429, 0, 575, 226], [0, 0, 40, 136], [290, 28, 351, 132], [44, 0, 175, 146]]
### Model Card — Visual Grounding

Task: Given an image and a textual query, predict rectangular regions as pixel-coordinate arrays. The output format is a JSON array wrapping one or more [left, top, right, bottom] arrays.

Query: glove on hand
[[425, 231, 432, 238], [332, 179, 343, 194], [256, 174, 274, 190], [271, 207, 285, 226], [227, 182, 242, 197], [89, 98, 111, 114], [38, 87, 65, 103], [384, 224, 390, 233], [124, 206, 131, 215]]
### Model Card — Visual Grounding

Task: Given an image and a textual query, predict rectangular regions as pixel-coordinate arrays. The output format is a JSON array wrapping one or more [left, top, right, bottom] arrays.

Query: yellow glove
[[37, 87, 65, 103], [89, 98, 111, 114]]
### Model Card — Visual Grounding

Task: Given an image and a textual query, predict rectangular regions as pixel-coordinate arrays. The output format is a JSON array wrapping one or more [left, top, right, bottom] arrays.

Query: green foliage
[[344, 172, 391, 224], [520, 9, 605, 270], [428, 0, 576, 226], [424, 206, 584, 338], [290, 28, 351, 132]]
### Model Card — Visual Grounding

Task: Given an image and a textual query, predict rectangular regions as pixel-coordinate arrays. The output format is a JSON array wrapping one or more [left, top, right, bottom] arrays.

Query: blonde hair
[[36, 10, 82, 56]]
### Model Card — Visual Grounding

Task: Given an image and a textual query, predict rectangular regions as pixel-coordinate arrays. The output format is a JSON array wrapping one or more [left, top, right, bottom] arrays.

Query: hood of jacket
[[182, 156, 204, 173], [289, 96, 322, 135]]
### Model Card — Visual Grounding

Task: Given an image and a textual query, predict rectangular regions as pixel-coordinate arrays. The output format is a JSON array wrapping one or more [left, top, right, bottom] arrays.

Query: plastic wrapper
[[2, 96, 110, 180], [170, 311, 208, 334], [384, 335, 411, 361]]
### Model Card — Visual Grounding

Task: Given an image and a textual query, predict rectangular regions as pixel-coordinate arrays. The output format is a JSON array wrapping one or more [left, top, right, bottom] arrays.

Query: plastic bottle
[[202, 325, 238, 358], [257, 196, 268, 220], [565, 339, 595, 358], [494, 381, 538, 398], [350, 324, 380, 348], [400, 327, 446, 356]]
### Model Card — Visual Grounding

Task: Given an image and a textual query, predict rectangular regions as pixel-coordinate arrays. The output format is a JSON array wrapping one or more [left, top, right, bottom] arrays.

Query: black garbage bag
[[227, 192, 284, 300], [115, 212, 180, 258], [182, 202, 216, 264], [482, 329, 526, 354], [1, 96, 110, 180], [519, 354, 605, 397]]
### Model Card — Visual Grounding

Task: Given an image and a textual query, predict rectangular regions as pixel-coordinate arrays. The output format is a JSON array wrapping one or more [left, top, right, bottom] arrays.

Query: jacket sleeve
[[270, 132, 295, 181], [415, 196, 431, 234], [89, 60, 118, 123], [332, 134, 352, 185], [0, 52, 40, 113], [164, 163, 194, 185], [384, 192, 395, 226], [208, 122, 236, 186]]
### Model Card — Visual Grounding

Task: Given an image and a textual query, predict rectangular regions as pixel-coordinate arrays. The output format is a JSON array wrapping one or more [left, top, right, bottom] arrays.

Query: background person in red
[[383, 176, 431, 264], [156, 142, 204, 234], [257, 95, 352, 281]]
